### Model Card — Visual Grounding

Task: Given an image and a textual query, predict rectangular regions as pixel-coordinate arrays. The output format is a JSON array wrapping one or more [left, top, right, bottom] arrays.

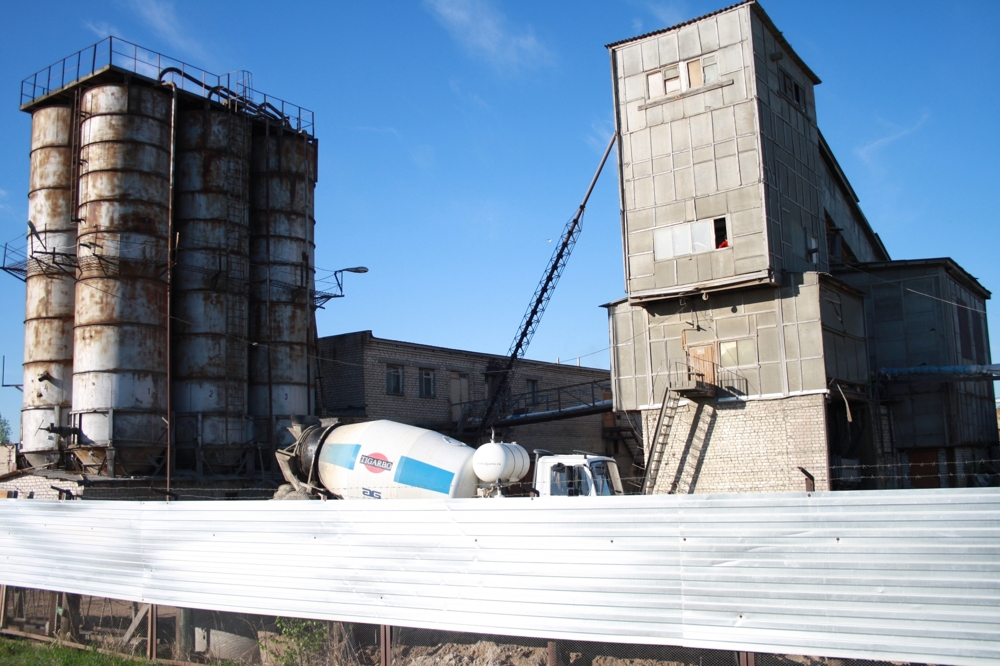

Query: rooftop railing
[[20, 36, 314, 136]]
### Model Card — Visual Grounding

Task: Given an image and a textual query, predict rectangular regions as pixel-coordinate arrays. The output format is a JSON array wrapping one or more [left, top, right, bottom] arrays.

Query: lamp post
[[314, 266, 368, 309]]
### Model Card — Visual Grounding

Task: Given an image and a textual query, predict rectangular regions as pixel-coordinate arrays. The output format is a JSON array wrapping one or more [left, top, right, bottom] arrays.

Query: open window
[[714, 217, 729, 249]]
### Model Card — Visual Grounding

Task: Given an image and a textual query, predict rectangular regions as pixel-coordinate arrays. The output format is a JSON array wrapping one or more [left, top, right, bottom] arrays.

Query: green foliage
[[272, 617, 329, 666], [0, 636, 148, 665], [0, 413, 11, 445]]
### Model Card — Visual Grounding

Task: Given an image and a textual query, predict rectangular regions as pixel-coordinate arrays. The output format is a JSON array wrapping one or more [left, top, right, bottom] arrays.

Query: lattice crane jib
[[472, 134, 617, 442]]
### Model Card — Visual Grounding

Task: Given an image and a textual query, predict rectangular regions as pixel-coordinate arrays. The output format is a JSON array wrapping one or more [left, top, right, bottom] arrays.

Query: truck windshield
[[550, 465, 593, 497], [590, 461, 624, 496]]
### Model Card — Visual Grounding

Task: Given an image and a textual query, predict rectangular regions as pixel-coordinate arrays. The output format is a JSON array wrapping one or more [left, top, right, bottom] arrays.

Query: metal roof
[[605, 1, 821, 86]]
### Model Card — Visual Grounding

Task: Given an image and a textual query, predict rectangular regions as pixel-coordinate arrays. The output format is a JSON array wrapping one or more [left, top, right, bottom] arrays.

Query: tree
[[0, 413, 11, 444]]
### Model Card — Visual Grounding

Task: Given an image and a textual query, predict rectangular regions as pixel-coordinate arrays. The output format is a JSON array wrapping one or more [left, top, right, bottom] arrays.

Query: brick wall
[[317, 331, 611, 457], [642, 392, 828, 494]]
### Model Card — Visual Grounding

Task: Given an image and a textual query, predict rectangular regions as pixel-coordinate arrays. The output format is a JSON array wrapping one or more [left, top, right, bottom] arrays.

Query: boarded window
[[386, 365, 403, 395], [687, 60, 703, 88], [647, 71, 664, 98]]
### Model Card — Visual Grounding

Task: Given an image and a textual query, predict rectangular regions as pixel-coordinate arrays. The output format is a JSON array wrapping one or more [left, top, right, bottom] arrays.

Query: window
[[419, 368, 435, 398], [808, 235, 819, 265], [550, 464, 592, 497], [647, 65, 681, 99], [780, 69, 806, 111], [653, 217, 729, 261], [386, 365, 403, 395], [714, 218, 729, 249], [720, 339, 757, 368], [590, 461, 624, 496], [526, 379, 539, 405]]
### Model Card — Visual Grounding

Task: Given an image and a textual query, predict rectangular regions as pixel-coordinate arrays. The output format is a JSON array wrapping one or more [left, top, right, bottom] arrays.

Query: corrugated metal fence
[[1, 488, 998, 665]]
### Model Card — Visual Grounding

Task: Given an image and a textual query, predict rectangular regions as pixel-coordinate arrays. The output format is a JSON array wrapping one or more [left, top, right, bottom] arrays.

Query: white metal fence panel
[[1, 488, 998, 665]]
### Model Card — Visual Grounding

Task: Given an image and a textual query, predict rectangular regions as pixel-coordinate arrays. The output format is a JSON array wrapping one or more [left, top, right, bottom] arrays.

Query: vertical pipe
[[165, 83, 177, 496]]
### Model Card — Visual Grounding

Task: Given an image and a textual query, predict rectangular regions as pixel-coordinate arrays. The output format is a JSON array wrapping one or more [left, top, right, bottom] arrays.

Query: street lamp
[[314, 266, 369, 308]]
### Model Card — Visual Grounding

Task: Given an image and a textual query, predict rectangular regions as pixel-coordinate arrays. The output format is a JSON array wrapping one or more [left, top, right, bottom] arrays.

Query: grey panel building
[[605, 1, 995, 492]]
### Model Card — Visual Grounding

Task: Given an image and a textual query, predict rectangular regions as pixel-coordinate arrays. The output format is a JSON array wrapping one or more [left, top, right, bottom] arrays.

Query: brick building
[[316, 331, 641, 480], [605, 1, 995, 493]]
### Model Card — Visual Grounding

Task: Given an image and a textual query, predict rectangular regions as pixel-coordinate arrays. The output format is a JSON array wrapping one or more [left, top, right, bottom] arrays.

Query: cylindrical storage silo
[[172, 108, 252, 473], [248, 130, 317, 447], [21, 106, 76, 466], [72, 84, 171, 475]]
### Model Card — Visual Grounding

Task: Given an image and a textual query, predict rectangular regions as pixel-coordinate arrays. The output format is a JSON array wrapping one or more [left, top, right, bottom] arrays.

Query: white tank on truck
[[274, 419, 623, 500]]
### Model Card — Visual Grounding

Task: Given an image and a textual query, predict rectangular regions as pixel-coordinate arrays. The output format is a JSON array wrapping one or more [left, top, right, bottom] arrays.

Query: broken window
[[808, 235, 819, 265], [653, 217, 730, 261], [647, 65, 681, 99], [714, 218, 729, 249], [780, 69, 806, 111]]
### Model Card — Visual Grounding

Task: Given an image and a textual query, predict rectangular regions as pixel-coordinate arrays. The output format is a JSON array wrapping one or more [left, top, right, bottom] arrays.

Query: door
[[450, 372, 469, 422], [687, 343, 717, 386]]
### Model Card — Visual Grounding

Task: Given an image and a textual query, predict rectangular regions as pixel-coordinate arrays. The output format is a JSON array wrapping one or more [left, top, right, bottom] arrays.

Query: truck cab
[[532, 451, 624, 497]]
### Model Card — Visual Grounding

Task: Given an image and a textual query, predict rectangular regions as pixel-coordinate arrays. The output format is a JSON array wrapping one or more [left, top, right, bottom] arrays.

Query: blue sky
[[0, 0, 997, 437]]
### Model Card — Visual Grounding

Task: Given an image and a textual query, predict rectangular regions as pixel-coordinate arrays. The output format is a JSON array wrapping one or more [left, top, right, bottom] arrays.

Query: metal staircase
[[640, 387, 681, 494]]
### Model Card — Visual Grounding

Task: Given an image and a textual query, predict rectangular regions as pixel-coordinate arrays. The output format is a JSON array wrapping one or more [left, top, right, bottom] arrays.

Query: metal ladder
[[641, 387, 680, 494], [223, 111, 250, 444]]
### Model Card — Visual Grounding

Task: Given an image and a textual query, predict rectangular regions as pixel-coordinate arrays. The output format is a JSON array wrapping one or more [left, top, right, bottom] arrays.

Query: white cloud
[[84, 20, 122, 39], [856, 110, 931, 166], [122, 0, 210, 64], [424, 0, 552, 72]]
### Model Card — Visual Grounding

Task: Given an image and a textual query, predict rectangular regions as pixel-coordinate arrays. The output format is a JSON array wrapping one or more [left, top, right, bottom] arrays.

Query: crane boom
[[473, 134, 618, 441]]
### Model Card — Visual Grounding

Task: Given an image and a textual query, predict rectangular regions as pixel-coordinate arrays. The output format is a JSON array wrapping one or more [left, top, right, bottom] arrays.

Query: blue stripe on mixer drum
[[322, 443, 361, 470], [393, 457, 455, 494]]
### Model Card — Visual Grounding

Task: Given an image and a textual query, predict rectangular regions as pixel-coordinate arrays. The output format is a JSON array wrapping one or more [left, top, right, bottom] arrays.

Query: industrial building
[[316, 331, 640, 479], [605, 0, 997, 492], [8, 38, 317, 481]]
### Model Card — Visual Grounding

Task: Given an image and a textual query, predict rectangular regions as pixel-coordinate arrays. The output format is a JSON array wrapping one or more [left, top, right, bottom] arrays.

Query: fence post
[[380, 624, 392, 666], [547, 640, 563, 666], [0, 585, 7, 629], [146, 604, 158, 660], [738, 651, 755, 666]]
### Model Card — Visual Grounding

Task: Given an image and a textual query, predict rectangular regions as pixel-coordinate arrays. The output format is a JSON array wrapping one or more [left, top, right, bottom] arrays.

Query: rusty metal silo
[[248, 129, 318, 447], [172, 108, 252, 473], [72, 84, 171, 475], [21, 106, 76, 466]]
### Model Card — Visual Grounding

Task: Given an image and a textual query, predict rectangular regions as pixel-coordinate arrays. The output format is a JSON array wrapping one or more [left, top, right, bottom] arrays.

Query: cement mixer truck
[[274, 419, 625, 500]]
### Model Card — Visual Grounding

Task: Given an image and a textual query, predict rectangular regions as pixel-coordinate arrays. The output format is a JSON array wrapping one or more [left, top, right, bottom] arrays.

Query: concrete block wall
[[749, 10, 825, 276], [608, 271, 835, 412], [642, 392, 829, 494], [612, 4, 772, 299]]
